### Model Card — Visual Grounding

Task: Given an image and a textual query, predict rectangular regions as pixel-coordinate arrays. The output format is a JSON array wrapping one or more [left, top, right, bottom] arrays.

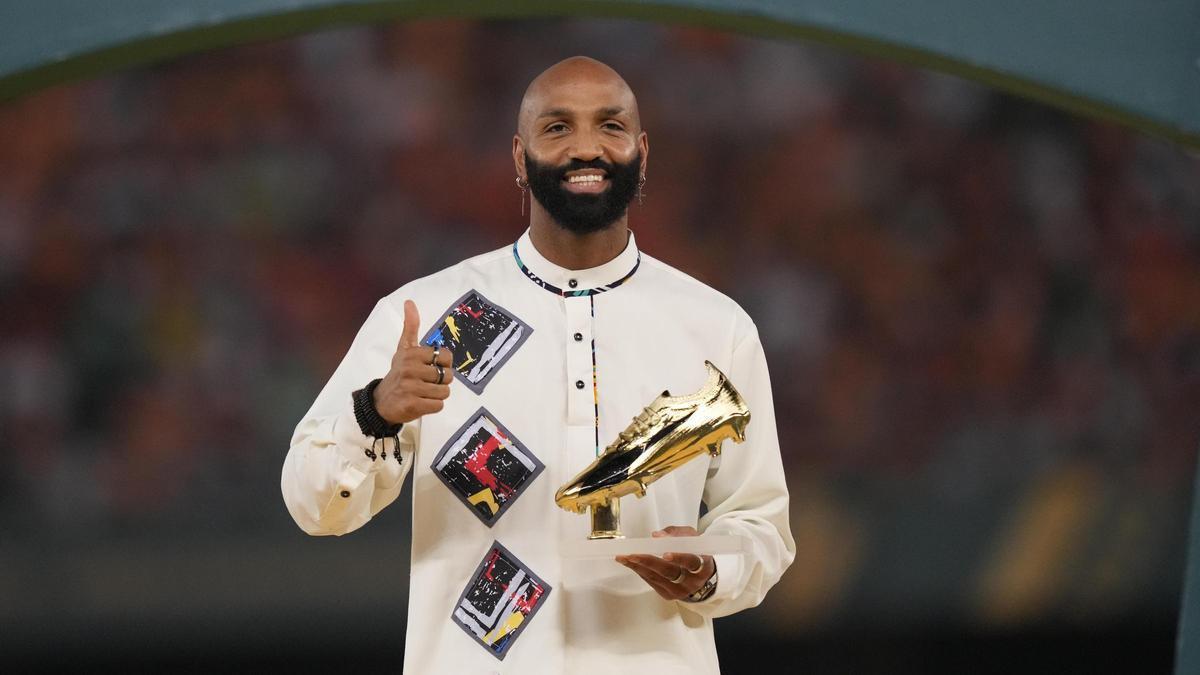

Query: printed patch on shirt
[[421, 289, 532, 394], [432, 408, 543, 526], [451, 541, 551, 660]]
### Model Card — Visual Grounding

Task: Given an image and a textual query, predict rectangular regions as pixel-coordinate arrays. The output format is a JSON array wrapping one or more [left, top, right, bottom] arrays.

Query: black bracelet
[[352, 378, 403, 439]]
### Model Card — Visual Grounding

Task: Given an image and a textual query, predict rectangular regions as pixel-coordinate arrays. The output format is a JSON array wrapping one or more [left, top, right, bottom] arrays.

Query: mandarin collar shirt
[[282, 229, 795, 674]]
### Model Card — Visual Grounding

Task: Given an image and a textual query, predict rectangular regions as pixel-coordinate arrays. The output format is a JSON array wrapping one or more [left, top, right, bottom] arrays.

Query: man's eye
[[603, 122, 624, 130], [547, 123, 568, 133]]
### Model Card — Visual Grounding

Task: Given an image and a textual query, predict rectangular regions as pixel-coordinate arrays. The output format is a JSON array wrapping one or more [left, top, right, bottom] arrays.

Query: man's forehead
[[530, 82, 636, 116], [518, 57, 640, 131]]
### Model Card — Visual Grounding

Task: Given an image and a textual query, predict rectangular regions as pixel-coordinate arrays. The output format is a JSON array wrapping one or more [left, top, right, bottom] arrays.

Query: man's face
[[514, 65, 649, 234]]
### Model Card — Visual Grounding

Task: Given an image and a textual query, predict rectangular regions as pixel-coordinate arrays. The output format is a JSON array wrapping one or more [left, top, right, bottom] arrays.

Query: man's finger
[[409, 381, 452, 400], [619, 559, 681, 600], [655, 525, 699, 538], [399, 299, 420, 349], [637, 573, 678, 600], [664, 552, 707, 574], [623, 554, 684, 582], [410, 397, 445, 416], [402, 345, 455, 370], [409, 360, 453, 386]]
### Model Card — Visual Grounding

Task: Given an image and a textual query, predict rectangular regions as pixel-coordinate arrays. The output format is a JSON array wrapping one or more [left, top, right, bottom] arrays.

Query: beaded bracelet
[[352, 378, 403, 464]]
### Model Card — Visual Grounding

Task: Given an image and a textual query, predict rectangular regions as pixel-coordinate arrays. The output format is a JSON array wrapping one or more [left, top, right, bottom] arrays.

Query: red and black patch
[[431, 408, 543, 526]]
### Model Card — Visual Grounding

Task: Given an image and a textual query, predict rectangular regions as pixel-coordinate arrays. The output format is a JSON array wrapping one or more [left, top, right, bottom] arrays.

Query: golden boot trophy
[[556, 360, 750, 541]]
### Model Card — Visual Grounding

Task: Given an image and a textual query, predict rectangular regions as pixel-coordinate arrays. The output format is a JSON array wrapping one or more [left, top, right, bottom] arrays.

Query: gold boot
[[555, 360, 750, 517]]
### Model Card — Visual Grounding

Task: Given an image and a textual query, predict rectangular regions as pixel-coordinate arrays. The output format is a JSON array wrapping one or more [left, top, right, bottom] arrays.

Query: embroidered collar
[[512, 228, 641, 297]]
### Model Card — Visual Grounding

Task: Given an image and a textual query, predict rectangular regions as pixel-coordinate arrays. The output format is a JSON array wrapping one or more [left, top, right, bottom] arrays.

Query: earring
[[516, 176, 529, 216], [637, 174, 646, 206]]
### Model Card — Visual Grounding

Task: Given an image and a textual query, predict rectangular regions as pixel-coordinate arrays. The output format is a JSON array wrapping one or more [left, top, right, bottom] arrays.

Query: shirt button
[[573, 332, 583, 342], [340, 490, 351, 498], [568, 279, 578, 288], [575, 380, 585, 389]]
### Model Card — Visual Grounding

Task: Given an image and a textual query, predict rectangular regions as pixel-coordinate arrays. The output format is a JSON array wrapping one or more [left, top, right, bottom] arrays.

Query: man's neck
[[528, 209, 629, 271]]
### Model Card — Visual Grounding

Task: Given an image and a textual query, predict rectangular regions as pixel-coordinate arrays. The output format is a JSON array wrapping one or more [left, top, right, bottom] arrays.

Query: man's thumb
[[400, 299, 420, 349]]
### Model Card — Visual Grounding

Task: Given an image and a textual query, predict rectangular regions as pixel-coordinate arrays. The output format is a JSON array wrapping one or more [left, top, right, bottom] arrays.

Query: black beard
[[524, 151, 641, 235]]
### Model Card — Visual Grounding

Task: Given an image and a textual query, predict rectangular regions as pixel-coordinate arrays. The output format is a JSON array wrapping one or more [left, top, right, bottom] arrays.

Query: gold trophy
[[556, 361, 750, 546]]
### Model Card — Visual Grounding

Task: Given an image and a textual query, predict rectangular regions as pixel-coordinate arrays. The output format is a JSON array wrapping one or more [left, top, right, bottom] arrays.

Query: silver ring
[[670, 567, 686, 584], [434, 364, 445, 385], [430, 345, 441, 366], [686, 558, 705, 575]]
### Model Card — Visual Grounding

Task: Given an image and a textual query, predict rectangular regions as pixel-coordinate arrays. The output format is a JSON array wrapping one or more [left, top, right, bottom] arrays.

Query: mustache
[[549, 158, 616, 177]]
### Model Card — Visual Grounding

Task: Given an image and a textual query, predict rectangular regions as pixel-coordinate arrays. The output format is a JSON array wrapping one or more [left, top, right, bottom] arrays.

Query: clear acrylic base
[[561, 534, 750, 559]]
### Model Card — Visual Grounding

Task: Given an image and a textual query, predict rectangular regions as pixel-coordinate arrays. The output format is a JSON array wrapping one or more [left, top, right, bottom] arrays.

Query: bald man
[[282, 56, 794, 674]]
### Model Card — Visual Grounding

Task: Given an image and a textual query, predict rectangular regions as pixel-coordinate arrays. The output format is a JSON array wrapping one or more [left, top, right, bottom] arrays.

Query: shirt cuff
[[704, 553, 741, 604], [333, 407, 386, 471], [316, 407, 394, 529]]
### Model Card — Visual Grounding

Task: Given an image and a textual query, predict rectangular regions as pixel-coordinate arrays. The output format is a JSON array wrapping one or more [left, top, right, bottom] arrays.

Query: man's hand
[[616, 526, 716, 601], [372, 300, 454, 424]]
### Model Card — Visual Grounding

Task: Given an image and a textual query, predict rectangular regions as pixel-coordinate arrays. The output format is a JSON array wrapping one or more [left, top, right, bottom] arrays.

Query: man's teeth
[[567, 175, 605, 184]]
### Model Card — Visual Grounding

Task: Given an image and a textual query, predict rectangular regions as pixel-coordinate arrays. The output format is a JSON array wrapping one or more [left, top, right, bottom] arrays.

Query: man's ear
[[512, 135, 527, 182]]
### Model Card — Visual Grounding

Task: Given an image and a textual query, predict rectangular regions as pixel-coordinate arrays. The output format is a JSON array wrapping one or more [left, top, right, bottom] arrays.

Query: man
[[282, 56, 794, 674]]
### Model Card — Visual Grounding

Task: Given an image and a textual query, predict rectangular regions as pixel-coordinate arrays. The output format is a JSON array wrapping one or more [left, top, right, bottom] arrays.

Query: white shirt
[[281, 228, 795, 674]]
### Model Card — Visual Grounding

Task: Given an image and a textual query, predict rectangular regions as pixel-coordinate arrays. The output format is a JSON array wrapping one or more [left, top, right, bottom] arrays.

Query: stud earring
[[516, 176, 529, 216]]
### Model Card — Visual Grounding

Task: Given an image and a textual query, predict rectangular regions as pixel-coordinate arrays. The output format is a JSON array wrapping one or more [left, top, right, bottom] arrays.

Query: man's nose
[[568, 128, 604, 162]]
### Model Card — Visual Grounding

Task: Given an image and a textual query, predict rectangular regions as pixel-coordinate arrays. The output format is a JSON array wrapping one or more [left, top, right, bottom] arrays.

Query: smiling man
[[282, 56, 794, 674]]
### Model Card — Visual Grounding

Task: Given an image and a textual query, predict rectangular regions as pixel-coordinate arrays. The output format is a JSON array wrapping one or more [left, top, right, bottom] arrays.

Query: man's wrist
[[684, 564, 718, 602], [351, 380, 405, 465], [352, 378, 404, 437]]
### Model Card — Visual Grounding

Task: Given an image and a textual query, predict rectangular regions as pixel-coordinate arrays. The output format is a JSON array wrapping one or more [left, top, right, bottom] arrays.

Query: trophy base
[[588, 501, 622, 539], [562, 534, 751, 559]]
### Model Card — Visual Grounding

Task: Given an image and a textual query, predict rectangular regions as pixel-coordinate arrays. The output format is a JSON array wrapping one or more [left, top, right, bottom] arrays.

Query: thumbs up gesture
[[372, 300, 455, 425]]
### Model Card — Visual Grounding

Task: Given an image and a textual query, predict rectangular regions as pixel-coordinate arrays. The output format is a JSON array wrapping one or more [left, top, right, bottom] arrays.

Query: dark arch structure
[[1, 1, 1198, 148], [2, 2, 1198, 672]]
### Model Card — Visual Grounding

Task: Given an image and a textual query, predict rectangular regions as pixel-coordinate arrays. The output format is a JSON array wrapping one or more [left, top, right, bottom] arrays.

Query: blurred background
[[1, 16, 1198, 674]]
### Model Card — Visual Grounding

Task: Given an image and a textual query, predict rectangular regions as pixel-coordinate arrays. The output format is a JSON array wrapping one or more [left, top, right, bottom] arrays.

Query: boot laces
[[617, 406, 660, 442]]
